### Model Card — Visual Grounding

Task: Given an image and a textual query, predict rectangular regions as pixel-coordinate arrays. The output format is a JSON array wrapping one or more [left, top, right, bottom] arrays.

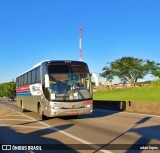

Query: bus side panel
[[16, 85, 31, 110], [16, 96, 32, 111], [16, 84, 44, 113]]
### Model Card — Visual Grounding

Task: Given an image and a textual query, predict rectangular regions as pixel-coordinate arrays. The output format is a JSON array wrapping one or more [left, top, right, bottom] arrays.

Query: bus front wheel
[[38, 103, 47, 120]]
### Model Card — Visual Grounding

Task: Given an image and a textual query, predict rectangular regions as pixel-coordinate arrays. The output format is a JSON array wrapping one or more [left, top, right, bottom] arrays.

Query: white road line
[[8, 114, 24, 116], [2, 114, 24, 117], [0, 110, 36, 120], [1, 112, 18, 117], [0, 124, 47, 129], [6, 107, 112, 153], [0, 119, 35, 121], [120, 111, 160, 118]]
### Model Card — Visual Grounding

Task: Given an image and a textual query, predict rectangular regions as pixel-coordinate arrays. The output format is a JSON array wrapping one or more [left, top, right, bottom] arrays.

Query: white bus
[[16, 60, 93, 119]]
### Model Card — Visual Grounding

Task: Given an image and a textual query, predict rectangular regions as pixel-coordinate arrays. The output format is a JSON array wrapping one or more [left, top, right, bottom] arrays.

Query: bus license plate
[[71, 110, 78, 115]]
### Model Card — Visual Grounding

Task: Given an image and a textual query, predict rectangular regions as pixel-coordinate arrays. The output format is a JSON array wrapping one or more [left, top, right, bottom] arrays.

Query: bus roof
[[16, 60, 87, 78]]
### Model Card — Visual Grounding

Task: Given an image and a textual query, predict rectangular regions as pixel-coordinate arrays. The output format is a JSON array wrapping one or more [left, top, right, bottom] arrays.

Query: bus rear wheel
[[21, 101, 26, 112]]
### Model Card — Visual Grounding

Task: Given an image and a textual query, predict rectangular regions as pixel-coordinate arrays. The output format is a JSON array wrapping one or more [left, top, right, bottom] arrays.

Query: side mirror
[[45, 74, 50, 88]]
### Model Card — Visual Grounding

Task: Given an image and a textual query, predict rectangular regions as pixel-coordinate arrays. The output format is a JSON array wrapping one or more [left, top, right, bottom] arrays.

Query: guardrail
[[93, 100, 160, 115]]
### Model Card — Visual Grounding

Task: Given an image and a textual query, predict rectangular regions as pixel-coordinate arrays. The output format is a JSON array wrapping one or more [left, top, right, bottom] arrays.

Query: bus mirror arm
[[45, 74, 50, 88]]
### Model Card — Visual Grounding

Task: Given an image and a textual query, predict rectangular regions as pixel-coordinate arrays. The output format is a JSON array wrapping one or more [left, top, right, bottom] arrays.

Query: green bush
[[151, 79, 160, 86], [0, 82, 16, 97]]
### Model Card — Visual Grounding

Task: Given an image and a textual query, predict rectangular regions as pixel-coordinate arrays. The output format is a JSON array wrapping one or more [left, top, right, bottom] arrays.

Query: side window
[[36, 67, 40, 83], [42, 63, 47, 86], [23, 75, 25, 86], [24, 73, 28, 85], [16, 78, 19, 87], [19, 76, 21, 86], [21, 75, 24, 86], [31, 69, 36, 83], [28, 71, 31, 84]]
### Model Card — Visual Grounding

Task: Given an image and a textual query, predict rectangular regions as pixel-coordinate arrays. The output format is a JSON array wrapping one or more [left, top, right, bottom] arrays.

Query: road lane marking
[[1, 113, 26, 117], [22, 113, 112, 153], [0, 119, 35, 121], [4, 107, 112, 153], [122, 111, 160, 118], [0, 124, 47, 129], [0, 111, 18, 117]]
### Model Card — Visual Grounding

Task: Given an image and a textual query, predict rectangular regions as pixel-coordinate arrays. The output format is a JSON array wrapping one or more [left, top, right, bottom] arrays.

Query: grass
[[93, 80, 160, 102]]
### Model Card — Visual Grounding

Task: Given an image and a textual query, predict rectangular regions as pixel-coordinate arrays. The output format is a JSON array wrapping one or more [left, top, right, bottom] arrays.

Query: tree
[[151, 63, 160, 78], [0, 81, 16, 97], [152, 67, 160, 78], [100, 57, 157, 87]]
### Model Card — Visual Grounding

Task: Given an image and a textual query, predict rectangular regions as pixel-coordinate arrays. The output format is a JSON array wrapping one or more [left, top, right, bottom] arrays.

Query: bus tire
[[21, 101, 26, 112], [38, 103, 47, 120], [70, 115, 79, 119], [72, 115, 79, 119]]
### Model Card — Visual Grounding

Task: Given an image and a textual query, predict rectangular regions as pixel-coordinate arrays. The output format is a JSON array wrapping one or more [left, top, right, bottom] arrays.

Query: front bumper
[[44, 107, 93, 117]]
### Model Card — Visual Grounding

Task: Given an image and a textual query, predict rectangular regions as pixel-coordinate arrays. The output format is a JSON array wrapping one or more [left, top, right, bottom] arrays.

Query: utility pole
[[79, 27, 83, 61]]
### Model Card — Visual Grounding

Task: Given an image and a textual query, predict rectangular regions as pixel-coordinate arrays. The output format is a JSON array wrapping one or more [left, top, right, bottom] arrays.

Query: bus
[[16, 60, 93, 119]]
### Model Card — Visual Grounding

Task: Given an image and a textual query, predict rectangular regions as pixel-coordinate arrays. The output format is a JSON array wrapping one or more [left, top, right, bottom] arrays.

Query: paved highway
[[0, 99, 160, 153]]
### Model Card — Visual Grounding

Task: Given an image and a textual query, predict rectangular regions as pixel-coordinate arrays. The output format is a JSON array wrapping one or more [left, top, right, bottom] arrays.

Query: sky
[[0, 0, 160, 83]]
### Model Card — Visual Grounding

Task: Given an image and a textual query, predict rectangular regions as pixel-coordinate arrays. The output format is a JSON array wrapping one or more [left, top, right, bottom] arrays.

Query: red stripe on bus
[[16, 85, 30, 92]]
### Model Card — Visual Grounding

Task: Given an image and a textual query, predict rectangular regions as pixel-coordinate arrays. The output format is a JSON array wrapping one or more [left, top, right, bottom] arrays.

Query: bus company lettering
[[30, 84, 42, 95], [32, 85, 40, 91]]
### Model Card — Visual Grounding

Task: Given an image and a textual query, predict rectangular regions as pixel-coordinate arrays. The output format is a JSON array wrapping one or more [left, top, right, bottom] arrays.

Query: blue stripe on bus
[[16, 91, 32, 96]]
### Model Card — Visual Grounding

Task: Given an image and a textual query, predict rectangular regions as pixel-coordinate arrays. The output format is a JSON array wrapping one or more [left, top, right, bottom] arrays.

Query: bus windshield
[[48, 63, 92, 101]]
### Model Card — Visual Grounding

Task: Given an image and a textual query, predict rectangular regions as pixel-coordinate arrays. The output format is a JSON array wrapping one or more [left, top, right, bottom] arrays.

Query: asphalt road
[[0, 99, 160, 153]]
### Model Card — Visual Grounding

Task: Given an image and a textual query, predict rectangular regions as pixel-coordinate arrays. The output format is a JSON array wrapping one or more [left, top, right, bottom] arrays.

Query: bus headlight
[[53, 106, 62, 109], [50, 105, 62, 109], [50, 102, 62, 109], [85, 104, 91, 108]]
